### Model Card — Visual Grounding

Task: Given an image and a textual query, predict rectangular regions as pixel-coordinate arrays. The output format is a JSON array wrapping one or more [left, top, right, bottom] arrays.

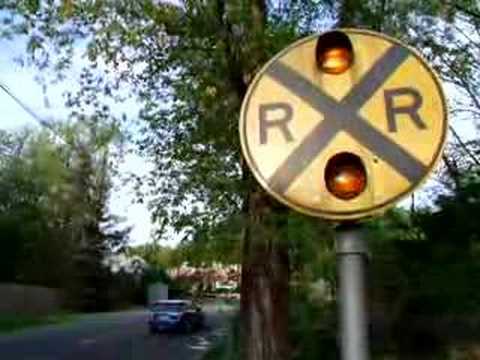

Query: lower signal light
[[325, 152, 367, 200]]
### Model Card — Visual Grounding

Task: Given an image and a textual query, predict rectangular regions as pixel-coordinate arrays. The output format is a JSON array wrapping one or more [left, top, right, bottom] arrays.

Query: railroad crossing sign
[[239, 29, 448, 220]]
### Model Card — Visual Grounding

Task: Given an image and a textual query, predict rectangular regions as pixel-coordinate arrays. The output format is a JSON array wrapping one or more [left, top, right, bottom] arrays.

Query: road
[[0, 302, 234, 360]]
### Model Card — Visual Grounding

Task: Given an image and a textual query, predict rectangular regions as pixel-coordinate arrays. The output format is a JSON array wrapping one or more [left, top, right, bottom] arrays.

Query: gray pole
[[336, 223, 370, 360]]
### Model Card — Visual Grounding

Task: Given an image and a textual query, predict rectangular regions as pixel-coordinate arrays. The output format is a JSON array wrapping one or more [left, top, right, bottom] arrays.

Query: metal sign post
[[336, 223, 369, 360]]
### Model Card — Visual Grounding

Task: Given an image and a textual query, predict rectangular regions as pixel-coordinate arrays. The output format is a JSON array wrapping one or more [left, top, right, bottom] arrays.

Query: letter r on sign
[[384, 87, 427, 132], [259, 103, 294, 145]]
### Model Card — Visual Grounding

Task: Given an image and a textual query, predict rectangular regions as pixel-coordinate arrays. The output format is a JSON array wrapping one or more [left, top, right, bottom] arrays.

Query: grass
[[0, 312, 76, 334], [203, 313, 241, 360]]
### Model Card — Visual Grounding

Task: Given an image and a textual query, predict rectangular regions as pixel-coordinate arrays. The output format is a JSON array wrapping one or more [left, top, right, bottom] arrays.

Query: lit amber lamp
[[316, 31, 354, 75], [319, 47, 353, 74], [325, 153, 366, 200]]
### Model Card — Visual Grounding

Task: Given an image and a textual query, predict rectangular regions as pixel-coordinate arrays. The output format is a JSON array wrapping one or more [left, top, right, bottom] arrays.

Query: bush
[[290, 287, 337, 360], [203, 314, 241, 360]]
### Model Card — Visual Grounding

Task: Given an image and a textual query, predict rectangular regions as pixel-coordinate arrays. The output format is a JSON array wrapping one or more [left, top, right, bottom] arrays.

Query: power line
[[0, 81, 53, 129], [0, 80, 66, 145]]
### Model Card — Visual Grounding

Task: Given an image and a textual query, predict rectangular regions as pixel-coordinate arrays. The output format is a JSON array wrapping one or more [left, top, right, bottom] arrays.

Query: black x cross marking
[[264, 45, 428, 195]]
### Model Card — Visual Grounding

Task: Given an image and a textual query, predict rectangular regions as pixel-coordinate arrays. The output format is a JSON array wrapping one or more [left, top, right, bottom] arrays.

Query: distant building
[[103, 254, 149, 279], [168, 262, 240, 293]]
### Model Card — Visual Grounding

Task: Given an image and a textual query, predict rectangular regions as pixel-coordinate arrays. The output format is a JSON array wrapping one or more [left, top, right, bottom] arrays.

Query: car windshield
[[151, 303, 187, 312]]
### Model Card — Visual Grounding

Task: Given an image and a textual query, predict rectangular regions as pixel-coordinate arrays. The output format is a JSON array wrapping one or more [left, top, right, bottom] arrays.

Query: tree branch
[[454, 4, 480, 21], [442, 153, 461, 190], [449, 124, 480, 167]]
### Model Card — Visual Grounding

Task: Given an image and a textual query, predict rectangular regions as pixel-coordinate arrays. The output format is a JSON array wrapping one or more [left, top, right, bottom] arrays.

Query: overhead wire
[[0, 80, 69, 146]]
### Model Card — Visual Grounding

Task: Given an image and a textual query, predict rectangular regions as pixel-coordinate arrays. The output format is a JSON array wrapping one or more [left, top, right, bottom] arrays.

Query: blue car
[[148, 300, 205, 333]]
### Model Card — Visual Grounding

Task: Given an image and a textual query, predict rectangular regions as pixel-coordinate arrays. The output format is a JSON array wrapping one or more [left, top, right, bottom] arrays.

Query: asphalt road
[[0, 302, 234, 360]]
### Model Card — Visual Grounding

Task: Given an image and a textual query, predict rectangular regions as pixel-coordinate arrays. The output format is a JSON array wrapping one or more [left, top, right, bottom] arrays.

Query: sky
[[0, 36, 156, 246], [1, 28, 479, 246]]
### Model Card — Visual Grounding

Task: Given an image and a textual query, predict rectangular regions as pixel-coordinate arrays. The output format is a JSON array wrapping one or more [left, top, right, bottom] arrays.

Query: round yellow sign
[[239, 29, 448, 220]]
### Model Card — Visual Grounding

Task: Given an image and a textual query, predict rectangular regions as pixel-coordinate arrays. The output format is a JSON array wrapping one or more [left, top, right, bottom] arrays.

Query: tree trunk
[[240, 186, 290, 360], [219, 0, 290, 358]]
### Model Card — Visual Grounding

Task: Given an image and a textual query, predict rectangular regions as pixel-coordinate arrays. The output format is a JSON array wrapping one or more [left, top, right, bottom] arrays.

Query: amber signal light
[[316, 31, 354, 75], [325, 152, 367, 200]]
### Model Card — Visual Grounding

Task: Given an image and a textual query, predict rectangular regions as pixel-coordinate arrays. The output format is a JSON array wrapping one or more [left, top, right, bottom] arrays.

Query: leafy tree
[[127, 243, 177, 270], [413, 167, 480, 314], [0, 129, 75, 287], [0, 1, 332, 357], [60, 118, 130, 311], [178, 214, 244, 266], [365, 169, 480, 355], [5, 0, 480, 357], [0, 119, 130, 311], [287, 212, 335, 291]]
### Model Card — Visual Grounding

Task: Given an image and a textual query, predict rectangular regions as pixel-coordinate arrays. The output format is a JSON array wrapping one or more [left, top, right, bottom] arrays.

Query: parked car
[[148, 300, 204, 333]]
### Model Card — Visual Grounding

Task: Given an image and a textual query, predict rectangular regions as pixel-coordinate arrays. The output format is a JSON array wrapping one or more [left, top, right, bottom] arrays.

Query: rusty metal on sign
[[239, 29, 448, 220]]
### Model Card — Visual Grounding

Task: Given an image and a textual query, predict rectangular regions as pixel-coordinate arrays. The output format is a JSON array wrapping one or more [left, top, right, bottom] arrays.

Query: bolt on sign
[[239, 29, 448, 220]]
